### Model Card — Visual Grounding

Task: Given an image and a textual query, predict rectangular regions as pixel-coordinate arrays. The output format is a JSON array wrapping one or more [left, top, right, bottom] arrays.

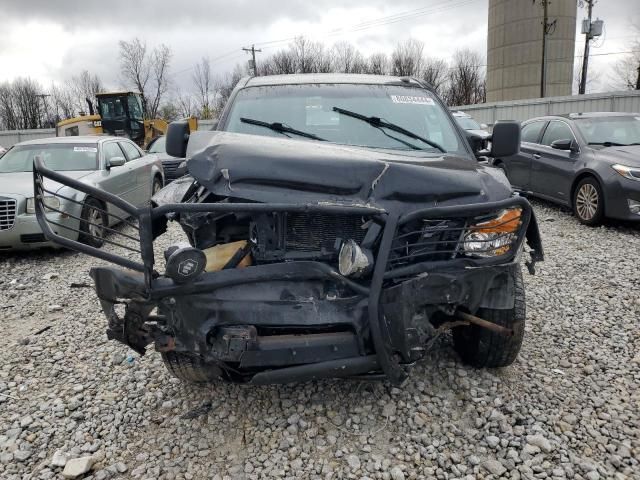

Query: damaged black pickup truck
[[34, 74, 543, 385]]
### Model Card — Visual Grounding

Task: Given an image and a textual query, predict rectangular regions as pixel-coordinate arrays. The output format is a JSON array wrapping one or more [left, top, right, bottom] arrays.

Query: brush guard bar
[[33, 157, 543, 384]]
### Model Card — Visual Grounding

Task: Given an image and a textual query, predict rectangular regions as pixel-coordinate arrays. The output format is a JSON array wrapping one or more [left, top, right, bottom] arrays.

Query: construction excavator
[[56, 91, 197, 148]]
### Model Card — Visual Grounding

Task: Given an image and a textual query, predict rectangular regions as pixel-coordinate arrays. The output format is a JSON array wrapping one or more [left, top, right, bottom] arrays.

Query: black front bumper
[[34, 158, 544, 384]]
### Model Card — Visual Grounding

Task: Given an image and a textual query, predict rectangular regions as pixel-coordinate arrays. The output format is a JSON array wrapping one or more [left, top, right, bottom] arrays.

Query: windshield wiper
[[240, 117, 326, 141], [332, 106, 446, 153], [588, 141, 628, 147]]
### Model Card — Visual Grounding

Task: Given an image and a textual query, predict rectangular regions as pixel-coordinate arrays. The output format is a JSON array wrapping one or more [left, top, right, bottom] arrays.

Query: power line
[[169, 0, 481, 78], [242, 45, 262, 76]]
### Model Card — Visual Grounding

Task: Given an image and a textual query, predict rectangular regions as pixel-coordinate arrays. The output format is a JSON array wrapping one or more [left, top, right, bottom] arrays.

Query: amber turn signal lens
[[471, 208, 522, 234]]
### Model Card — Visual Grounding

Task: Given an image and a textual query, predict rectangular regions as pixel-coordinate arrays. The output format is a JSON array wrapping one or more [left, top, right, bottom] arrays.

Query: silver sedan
[[0, 136, 164, 251]]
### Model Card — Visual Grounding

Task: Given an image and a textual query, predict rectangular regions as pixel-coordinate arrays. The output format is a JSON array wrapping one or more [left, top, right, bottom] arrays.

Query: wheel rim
[[88, 207, 104, 240], [576, 183, 599, 220], [153, 181, 161, 195]]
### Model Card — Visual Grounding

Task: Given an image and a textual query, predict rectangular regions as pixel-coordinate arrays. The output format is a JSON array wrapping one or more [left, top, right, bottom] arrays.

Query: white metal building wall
[[452, 90, 640, 125]]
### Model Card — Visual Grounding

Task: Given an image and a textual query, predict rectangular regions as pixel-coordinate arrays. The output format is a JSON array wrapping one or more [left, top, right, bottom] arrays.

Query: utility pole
[[538, 0, 556, 98], [579, 0, 594, 94], [242, 45, 262, 77]]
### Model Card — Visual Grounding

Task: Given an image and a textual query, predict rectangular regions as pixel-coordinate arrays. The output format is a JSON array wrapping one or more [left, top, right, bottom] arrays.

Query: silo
[[487, 0, 577, 102]]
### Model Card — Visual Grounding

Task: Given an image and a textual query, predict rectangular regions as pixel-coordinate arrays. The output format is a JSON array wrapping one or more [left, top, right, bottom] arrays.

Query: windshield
[[455, 116, 482, 130], [0, 144, 98, 173], [224, 84, 463, 154], [148, 136, 166, 153], [99, 96, 127, 120], [573, 116, 640, 145], [127, 94, 144, 120]]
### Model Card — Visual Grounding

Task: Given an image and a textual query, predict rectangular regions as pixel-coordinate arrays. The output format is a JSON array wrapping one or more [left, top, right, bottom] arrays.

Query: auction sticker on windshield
[[390, 95, 435, 105], [74, 147, 98, 152]]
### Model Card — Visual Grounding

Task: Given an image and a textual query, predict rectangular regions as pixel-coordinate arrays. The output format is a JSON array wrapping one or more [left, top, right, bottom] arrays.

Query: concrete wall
[[0, 129, 56, 149], [487, 0, 577, 102], [452, 90, 640, 125], [0, 120, 219, 149]]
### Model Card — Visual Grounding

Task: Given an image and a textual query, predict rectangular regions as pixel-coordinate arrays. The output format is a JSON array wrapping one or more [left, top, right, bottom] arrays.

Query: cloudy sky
[[0, 0, 638, 94]]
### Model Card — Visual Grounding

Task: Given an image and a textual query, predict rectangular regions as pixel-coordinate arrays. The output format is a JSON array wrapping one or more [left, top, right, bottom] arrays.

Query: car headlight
[[463, 208, 522, 257], [26, 197, 60, 214], [612, 164, 640, 181], [339, 239, 374, 277]]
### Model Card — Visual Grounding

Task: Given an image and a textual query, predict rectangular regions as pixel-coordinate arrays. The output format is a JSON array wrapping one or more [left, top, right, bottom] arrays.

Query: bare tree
[[290, 37, 327, 73], [444, 49, 486, 106], [366, 52, 389, 75], [611, 26, 640, 90], [261, 50, 297, 75], [118, 38, 172, 118], [215, 64, 246, 112], [70, 70, 103, 114], [391, 39, 424, 77], [174, 91, 195, 118], [422, 58, 448, 95], [192, 57, 214, 119], [50, 83, 76, 122], [331, 42, 366, 74], [0, 78, 46, 129]]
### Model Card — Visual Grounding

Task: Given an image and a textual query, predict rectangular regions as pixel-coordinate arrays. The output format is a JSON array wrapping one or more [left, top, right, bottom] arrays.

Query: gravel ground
[[1, 200, 639, 480]]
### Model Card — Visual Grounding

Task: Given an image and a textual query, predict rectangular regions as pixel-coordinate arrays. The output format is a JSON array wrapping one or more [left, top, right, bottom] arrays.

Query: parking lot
[[0, 199, 637, 480]]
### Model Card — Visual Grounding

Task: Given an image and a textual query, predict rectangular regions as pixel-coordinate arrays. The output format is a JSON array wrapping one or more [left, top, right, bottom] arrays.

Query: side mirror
[[107, 156, 126, 168], [209, 119, 219, 131], [480, 123, 489, 130], [489, 121, 520, 158], [551, 138, 579, 152], [465, 131, 485, 157], [166, 120, 191, 158]]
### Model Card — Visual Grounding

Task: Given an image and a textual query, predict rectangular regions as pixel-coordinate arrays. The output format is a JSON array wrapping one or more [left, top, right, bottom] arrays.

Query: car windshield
[[224, 84, 463, 154], [573, 116, 640, 145], [0, 144, 98, 173], [148, 136, 166, 153], [455, 116, 482, 130]]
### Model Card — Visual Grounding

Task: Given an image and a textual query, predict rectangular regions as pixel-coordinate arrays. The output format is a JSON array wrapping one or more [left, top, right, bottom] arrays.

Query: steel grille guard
[[33, 157, 544, 384]]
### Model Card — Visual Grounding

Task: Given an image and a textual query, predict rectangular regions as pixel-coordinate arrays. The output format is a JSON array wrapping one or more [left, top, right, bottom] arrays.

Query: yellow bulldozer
[[56, 91, 197, 148]]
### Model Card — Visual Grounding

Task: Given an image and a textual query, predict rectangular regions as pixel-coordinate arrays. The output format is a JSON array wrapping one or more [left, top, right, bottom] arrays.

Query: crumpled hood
[[187, 131, 511, 213], [0, 171, 92, 197]]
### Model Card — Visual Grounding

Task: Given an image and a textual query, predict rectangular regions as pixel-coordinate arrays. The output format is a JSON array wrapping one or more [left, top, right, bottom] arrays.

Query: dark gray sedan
[[493, 112, 640, 225]]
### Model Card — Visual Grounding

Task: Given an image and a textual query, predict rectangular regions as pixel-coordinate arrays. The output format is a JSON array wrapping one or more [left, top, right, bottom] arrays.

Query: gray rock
[[482, 459, 506, 476], [51, 450, 69, 467], [347, 454, 361, 471], [62, 456, 94, 478], [14, 450, 33, 462], [390, 466, 405, 480], [486, 435, 500, 448], [526, 434, 553, 453]]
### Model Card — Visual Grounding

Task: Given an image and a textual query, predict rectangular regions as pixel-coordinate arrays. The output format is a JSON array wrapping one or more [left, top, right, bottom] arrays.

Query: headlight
[[612, 164, 640, 181], [463, 208, 522, 257], [26, 197, 60, 214], [338, 239, 373, 277]]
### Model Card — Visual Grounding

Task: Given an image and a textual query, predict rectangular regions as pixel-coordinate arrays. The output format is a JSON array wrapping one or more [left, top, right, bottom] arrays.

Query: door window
[[103, 142, 125, 164], [521, 122, 545, 144], [541, 121, 575, 146], [119, 141, 142, 161]]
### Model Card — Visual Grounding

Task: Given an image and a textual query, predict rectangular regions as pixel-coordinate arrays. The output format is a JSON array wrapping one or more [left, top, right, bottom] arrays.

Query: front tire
[[152, 176, 163, 196], [573, 177, 604, 226], [161, 352, 222, 384], [453, 266, 525, 368], [79, 198, 107, 248]]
